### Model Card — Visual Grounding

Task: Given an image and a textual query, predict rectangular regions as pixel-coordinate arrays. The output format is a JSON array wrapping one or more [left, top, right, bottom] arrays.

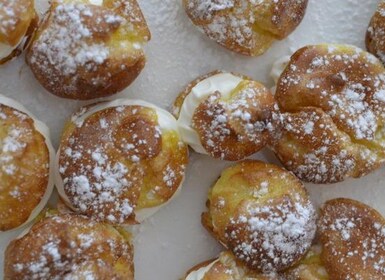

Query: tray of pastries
[[1, 0, 385, 279]]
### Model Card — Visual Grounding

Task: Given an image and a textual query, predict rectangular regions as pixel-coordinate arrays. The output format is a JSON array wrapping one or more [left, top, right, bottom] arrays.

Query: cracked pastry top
[[55, 99, 189, 225], [201, 160, 317, 273], [173, 71, 279, 161], [183, 0, 308, 56], [4, 214, 134, 280], [26, 0, 150, 100], [271, 44, 385, 184]]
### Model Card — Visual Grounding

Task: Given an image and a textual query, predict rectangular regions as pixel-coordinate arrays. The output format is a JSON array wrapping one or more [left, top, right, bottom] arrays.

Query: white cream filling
[[270, 55, 291, 85], [0, 37, 23, 61], [0, 95, 55, 234], [55, 99, 186, 223], [88, 0, 103, 5], [185, 260, 218, 280], [177, 73, 244, 154]]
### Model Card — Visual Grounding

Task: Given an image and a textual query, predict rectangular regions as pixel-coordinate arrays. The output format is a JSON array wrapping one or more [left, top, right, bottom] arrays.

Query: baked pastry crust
[[272, 44, 385, 184], [367, 1, 385, 65], [26, 0, 151, 100], [56, 99, 188, 224], [4, 214, 134, 280], [202, 160, 317, 272], [0, 95, 54, 232], [185, 246, 328, 280], [0, 0, 37, 64], [318, 198, 385, 280], [183, 0, 308, 56], [174, 71, 279, 161], [183, 251, 277, 280]]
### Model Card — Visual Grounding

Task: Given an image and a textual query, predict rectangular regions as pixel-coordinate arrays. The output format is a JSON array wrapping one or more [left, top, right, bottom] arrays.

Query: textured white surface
[[0, 0, 384, 279]]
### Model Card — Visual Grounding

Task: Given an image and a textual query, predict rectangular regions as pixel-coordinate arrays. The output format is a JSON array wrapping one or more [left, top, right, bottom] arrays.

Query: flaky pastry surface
[[4, 214, 134, 280], [26, 0, 150, 99], [272, 44, 385, 184], [183, 0, 308, 56], [367, 1, 385, 65]]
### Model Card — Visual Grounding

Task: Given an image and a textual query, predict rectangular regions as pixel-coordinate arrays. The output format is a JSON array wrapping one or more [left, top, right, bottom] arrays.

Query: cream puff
[[202, 160, 317, 272], [272, 44, 385, 184], [26, 0, 151, 100], [0, 0, 37, 64], [4, 213, 134, 279], [184, 246, 328, 280], [0, 95, 54, 232], [318, 198, 385, 279], [55, 99, 188, 224], [183, 0, 308, 56], [367, 1, 385, 65], [183, 251, 277, 280], [173, 71, 279, 161]]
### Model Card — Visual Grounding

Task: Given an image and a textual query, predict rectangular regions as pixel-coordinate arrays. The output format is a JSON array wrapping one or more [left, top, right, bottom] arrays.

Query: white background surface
[[1, 0, 384, 279]]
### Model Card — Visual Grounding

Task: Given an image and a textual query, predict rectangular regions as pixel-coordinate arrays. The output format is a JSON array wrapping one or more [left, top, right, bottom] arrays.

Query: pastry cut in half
[[55, 99, 189, 225], [183, 246, 327, 280], [26, 0, 151, 100], [173, 71, 279, 161], [271, 44, 385, 184], [367, 0, 385, 65], [183, 0, 308, 56], [4, 213, 134, 280], [0, 0, 38, 64], [202, 160, 317, 273], [318, 198, 385, 280], [0, 95, 54, 233]]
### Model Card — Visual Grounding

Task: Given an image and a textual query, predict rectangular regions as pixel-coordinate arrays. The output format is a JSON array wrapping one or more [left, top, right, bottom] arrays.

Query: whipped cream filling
[[185, 260, 218, 280], [55, 99, 185, 223], [177, 73, 244, 154], [270, 55, 291, 85], [0, 37, 23, 61], [0, 95, 55, 234]]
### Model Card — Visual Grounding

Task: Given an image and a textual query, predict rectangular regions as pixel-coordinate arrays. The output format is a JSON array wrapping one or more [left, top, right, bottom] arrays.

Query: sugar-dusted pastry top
[[26, 0, 151, 100], [0, 95, 54, 232], [202, 160, 317, 272], [367, 0, 385, 65], [0, 0, 36, 62], [272, 44, 385, 184], [56, 99, 188, 224], [183, 0, 308, 56], [4, 214, 134, 280], [319, 198, 385, 280], [174, 71, 279, 161]]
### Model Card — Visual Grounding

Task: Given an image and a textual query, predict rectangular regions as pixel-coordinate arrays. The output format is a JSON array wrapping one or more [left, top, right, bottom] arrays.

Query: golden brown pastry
[[183, 251, 278, 280], [55, 99, 188, 225], [173, 71, 279, 161], [367, 0, 385, 65], [184, 246, 328, 280], [202, 160, 317, 273], [318, 198, 385, 280], [26, 0, 150, 100], [0, 95, 54, 232], [183, 0, 308, 56], [0, 0, 37, 64], [284, 245, 328, 280], [4, 214, 134, 280], [272, 44, 385, 184]]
